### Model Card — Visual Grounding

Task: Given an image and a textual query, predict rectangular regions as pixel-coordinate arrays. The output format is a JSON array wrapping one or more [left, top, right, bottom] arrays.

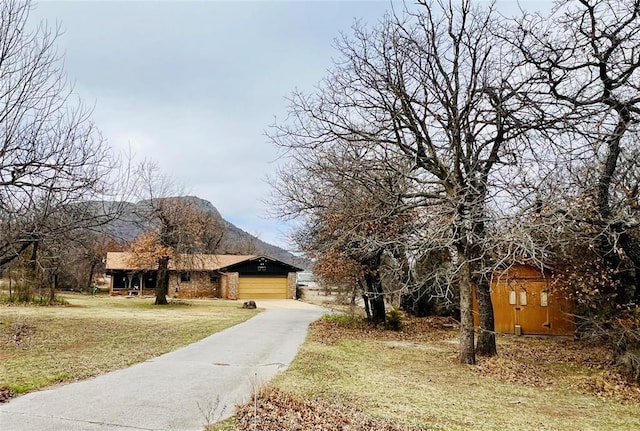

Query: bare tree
[[130, 162, 225, 305], [506, 0, 640, 297], [491, 0, 640, 381], [0, 0, 119, 302], [272, 131, 417, 324], [56, 231, 120, 292], [270, 0, 537, 363]]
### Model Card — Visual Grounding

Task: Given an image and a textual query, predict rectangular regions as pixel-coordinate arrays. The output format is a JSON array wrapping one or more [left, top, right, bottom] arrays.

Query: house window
[[209, 272, 219, 283], [180, 272, 191, 283], [113, 274, 127, 290], [509, 290, 516, 305]]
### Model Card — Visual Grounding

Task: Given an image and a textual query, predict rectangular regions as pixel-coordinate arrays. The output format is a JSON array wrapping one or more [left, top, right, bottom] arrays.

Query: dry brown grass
[[300, 290, 361, 314], [0, 293, 259, 398], [234, 387, 421, 431], [221, 315, 640, 431], [473, 335, 640, 403]]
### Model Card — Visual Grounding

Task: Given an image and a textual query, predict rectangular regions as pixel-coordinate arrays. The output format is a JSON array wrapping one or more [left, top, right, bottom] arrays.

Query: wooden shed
[[486, 264, 574, 336], [105, 252, 302, 300]]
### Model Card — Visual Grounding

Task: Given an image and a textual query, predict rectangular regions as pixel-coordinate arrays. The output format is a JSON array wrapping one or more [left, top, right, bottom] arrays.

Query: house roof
[[106, 252, 256, 271], [221, 255, 304, 272]]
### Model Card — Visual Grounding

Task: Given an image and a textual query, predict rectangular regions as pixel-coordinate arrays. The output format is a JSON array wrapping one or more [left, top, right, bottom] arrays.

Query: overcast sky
[[30, 0, 551, 251]]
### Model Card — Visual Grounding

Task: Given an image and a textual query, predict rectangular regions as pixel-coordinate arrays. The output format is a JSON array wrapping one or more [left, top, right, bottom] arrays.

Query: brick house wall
[[226, 272, 239, 300], [288, 272, 297, 299], [169, 271, 220, 298], [219, 274, 228, 299]]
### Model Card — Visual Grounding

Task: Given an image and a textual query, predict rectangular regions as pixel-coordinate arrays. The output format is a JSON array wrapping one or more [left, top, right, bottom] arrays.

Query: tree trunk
[[365, 269, 385, 324], [21, 241, 39, 302], [362, 250, 385, 324], [595, 110, 625, 293], [468, 207, 497, 357], [620, 233, 640, 302], [475, 276, 496, 356], [364, 258, 387, 325], [49, 273, 56, 303], [358, 277, 371, 319], [155, 256, 170, 305], [362, 294, 372, 320], [86, 261, 97, 292], [350, 282, 358, 305], [458, 250, 476, 365]]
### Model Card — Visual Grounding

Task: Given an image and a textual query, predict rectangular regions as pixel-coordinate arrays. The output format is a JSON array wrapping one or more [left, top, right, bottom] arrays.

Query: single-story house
[[478, 263, 574, 336], [105, 252, 302, 300]]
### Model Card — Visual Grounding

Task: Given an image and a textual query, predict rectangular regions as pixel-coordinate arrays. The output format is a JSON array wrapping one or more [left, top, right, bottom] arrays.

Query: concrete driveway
[[0, 300, 327, 430]]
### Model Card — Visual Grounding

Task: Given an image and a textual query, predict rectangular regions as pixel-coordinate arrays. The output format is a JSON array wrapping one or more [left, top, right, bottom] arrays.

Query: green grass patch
[[0, 291, 69, 306], [0, 294, 260, 395], [322, 312, 366, 328], [206, 417, 237, 431]]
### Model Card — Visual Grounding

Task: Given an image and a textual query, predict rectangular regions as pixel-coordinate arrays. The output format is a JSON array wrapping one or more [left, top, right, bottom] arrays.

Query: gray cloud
[[28, 1, 393, 248], [29, 0, 550, 248]]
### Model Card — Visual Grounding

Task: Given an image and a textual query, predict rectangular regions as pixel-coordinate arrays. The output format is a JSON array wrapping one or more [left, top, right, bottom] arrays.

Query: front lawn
[[0, 294, 259, 399], [217, 314, 640, 431]]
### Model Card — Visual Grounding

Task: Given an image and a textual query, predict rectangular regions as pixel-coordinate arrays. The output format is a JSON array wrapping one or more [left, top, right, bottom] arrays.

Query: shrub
[[576, 309, 640, 384], [385, 308, 403, 331]]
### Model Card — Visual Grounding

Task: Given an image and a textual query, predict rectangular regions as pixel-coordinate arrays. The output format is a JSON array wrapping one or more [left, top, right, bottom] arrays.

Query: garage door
[[238, 276, 289, 299]]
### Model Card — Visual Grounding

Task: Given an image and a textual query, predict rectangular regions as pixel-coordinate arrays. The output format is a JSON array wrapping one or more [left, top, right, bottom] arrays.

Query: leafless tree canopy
[[501, 0, 640, 298], [127, 162, 226, 305], [270, 0, 539, 363], [0, 0, 117, 302], [270, 0, 640, 369]]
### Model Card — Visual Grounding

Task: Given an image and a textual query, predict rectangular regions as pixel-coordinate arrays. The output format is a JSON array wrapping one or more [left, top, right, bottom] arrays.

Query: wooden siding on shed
[[490, 264, 574, 336]]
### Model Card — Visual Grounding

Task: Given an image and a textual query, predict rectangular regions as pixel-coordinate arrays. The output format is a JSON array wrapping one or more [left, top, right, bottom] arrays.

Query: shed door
[[238, 276, 288, 299], [514, 281, 550, 335], [490, 278, 516, 334]]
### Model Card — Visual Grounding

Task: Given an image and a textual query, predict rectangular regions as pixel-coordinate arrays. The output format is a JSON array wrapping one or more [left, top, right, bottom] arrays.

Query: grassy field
[[217, 313, 640, 431], [0, 294, 259, 396]]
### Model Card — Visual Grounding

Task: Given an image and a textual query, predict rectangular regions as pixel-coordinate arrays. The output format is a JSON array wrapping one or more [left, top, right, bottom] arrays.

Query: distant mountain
[[98, 196, 310, 269]]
